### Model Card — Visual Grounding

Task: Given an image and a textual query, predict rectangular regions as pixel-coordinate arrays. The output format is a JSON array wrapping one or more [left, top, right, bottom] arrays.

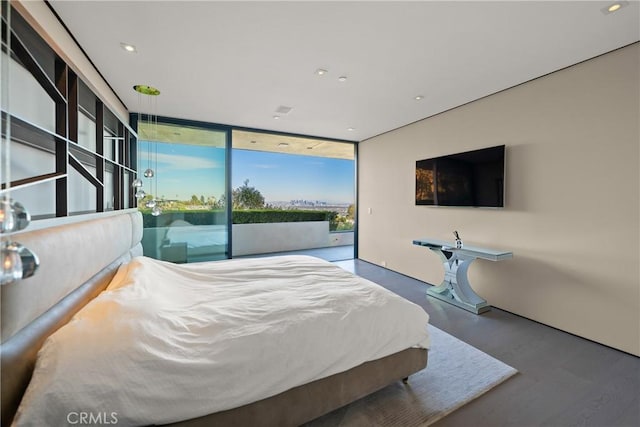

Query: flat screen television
[[416, 145, 505, 207]]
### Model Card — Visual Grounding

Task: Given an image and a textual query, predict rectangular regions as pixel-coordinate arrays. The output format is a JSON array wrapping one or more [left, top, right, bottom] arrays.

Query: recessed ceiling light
[[347, 127, 355, 131], [273, 115, 280, 120], [414, 95, 424, 101], [338, 76, 347, 82], [315, 68, 328, 76], [601, 1, 628, 14], [120, 42, 136, 53]]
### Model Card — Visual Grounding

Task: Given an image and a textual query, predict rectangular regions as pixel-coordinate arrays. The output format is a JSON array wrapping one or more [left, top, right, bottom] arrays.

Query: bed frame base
[[164, 348, 427, 427]]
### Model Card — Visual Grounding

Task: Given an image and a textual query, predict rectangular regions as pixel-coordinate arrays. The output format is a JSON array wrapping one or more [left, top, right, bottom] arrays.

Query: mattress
[[13, 255, 430, 426]]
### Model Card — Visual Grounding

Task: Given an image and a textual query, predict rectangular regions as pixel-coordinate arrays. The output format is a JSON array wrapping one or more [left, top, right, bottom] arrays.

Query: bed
[[1, 210, 429, 426]]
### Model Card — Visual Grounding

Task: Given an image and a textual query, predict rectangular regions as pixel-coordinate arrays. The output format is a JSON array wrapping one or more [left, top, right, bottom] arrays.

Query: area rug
[[306, 324, 517, 426]]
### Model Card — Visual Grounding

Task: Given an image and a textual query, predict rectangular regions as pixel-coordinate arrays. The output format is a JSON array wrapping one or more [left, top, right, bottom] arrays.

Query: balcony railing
[[140, 210, 353, 263]]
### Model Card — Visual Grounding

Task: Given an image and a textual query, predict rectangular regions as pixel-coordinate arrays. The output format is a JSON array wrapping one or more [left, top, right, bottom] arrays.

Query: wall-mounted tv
[[416, 145, 505, 208]]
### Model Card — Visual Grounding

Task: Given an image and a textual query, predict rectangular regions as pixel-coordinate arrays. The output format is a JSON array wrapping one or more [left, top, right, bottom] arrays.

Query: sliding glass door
[[231, 130, 355, 260], [135, 118, 229, 262]]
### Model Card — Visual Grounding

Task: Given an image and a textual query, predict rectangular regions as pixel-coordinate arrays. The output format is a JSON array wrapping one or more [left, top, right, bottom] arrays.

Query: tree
[[232, 179, 265, 209], [347, 204, 355, 220], [216, 194, 226, 209], [190, 195, 200, 205], [200, 195, 205, 205]]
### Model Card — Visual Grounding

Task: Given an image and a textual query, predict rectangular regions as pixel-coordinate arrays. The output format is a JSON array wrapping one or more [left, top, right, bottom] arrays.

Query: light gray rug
[[306, 325, 517, 426]]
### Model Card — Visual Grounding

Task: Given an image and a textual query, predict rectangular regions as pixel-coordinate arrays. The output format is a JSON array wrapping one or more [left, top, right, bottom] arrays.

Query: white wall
[[13, 1, 128, 123], [359, 44, 639, 356]]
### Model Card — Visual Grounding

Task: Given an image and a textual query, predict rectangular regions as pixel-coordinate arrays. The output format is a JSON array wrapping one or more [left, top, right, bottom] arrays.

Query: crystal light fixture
[[1, 241, 22, 284], [133, 84, 162, 216], [0, 198, 30, 233], [132, 178, 144, 199], [0, 241, 39, 285]]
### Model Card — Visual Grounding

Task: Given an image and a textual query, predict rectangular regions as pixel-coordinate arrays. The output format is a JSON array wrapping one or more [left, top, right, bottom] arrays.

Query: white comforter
[[14, 255, 430, 426]]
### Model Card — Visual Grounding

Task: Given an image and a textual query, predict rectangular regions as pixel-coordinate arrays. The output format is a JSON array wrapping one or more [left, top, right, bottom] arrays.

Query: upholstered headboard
[[0, 210, 143, 426]]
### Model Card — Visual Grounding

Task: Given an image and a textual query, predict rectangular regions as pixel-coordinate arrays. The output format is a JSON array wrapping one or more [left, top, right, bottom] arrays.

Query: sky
[[232, 149, 354, 204], [138, 141, 354, 204], [138, 141, 225, 201]]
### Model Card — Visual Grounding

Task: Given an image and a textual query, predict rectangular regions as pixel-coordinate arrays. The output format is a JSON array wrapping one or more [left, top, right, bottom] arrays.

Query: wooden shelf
[[1, 172, 66, 193], [3, 112, 67, 154]]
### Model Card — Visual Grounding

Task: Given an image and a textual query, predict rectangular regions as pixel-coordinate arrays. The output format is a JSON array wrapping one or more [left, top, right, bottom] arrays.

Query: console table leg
[[426, 251, 491, 314]]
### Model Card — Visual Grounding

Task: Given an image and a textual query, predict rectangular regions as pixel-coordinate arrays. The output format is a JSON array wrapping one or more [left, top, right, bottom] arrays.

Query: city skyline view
[[138, 141, 355, 205], [232, 149, 354, 204]]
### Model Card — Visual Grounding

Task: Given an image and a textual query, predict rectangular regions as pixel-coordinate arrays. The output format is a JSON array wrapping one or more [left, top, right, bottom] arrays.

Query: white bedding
[[14, 255, 430, 426]]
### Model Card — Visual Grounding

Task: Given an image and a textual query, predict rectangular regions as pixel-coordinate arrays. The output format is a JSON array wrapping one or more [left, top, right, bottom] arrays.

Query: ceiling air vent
[[275, 105, 293, 115]]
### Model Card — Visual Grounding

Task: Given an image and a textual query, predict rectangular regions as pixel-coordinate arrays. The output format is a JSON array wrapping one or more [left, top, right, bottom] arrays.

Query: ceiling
[[232, 130, 355, 159], [137, 121, 355, 159], [49, 1, 639, 143]]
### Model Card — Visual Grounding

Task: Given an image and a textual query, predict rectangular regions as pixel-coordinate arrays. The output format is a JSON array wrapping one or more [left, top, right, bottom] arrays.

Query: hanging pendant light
[[1, 241, 39, 285], [0, 198, 30, 233], [133, 84, 162, 215], [1, 241, 22, 285]]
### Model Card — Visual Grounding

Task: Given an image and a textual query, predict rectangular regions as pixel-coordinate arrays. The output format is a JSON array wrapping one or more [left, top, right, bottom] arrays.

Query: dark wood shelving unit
[[1, 4, 137, 219]]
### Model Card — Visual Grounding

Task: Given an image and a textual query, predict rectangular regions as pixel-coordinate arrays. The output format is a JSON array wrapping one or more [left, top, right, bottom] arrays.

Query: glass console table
[[413, 238, 513, 314]]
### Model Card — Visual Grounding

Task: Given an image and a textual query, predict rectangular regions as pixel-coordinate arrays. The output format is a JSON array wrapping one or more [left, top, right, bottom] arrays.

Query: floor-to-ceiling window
[[135, 117, 229, 263], [134, 117, 356, 263], [231, 130, 356, 261]]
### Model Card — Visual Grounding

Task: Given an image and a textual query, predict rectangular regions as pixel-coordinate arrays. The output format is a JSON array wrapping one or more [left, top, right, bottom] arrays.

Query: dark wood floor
[[333, 259, 640, 427]]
